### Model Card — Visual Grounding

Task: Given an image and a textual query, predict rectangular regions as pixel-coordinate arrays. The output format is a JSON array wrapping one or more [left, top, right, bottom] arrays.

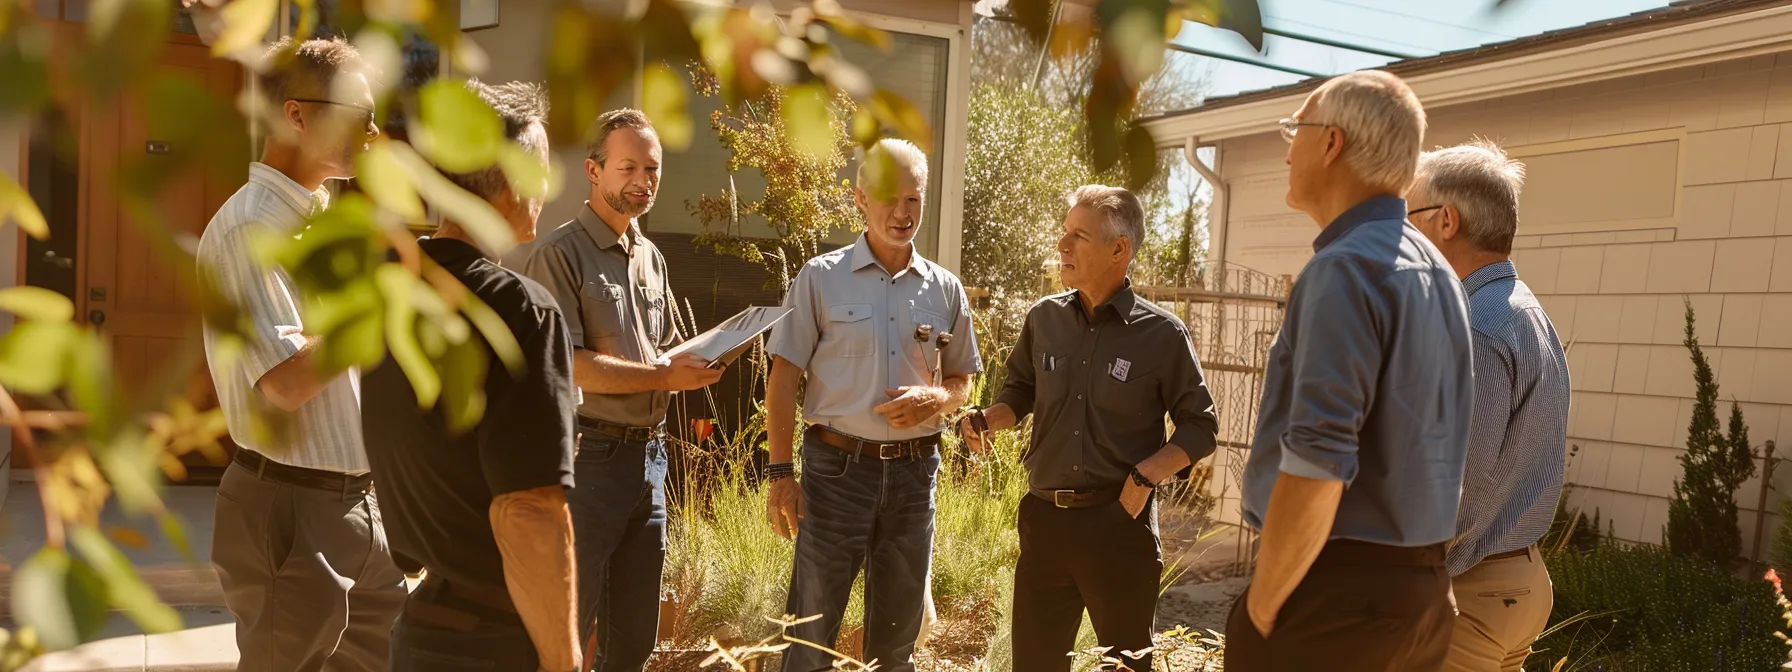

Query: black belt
[[233, 450, 371, 492], [1028, 486, 1123, 508], [404, 578, 520, 632], [576, 416, 663, 443], [806, 425, 938, 460]]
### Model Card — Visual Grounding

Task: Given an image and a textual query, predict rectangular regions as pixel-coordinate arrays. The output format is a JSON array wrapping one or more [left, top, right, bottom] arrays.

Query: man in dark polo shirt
[[959, 184, 1219, 672], [362, 80, 580, 672]]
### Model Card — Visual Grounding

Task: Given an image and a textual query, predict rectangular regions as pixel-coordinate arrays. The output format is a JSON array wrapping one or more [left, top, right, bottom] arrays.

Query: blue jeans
[[568, 433, 668, 672], [782, 436, 939, 672]]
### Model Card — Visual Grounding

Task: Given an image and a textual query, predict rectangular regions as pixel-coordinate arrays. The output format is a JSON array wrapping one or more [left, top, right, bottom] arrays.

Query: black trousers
[[389, 580, 539, 672], [1012, 493, 1162, 672], [1224, 539, 1453, 672]]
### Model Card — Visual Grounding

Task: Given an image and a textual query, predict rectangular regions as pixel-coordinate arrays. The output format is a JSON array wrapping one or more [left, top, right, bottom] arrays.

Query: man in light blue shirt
[[1225, 70, 1473, 672], [1409, 141, 1569, 672]]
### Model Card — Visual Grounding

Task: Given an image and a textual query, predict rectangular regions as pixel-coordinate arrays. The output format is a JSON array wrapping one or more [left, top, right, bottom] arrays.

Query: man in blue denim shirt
[[1224, 71, 1474, 672], [764, 139, 980, 672]]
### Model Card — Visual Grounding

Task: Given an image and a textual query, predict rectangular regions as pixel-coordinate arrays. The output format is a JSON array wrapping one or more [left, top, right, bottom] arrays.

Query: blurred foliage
[[1536, 544, 1784, 672], [686, 66, 860, 292], [1666, 299, 1756, 568]]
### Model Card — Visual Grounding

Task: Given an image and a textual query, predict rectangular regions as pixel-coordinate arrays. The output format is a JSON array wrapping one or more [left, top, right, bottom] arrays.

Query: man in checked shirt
[[958, 184, 1219, 672], [1407, 140, 1570, 672]]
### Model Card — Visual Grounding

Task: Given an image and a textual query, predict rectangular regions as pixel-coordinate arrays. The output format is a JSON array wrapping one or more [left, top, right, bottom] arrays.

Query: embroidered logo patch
[[1112, 358, 1132, 382]]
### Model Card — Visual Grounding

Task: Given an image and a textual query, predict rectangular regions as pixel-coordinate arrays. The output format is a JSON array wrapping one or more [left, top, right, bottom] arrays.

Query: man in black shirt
[[361, 80, 580, 672]]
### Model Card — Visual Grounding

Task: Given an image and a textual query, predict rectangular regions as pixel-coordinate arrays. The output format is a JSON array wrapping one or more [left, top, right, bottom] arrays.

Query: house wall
[[1208, 54, 1792, 558]]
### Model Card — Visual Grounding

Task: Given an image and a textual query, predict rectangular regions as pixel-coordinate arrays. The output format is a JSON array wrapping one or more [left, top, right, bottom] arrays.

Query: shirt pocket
[[824, 303, 875, 358], [909, 308, 946, 366], [1094, 357, 1157, 419], [641, 287, 670, 345], [579, 279, 626, 341]]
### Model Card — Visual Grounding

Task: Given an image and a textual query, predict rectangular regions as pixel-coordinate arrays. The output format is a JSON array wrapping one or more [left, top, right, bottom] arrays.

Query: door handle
[[88, 309, 105, 326], [43, 250, 72, 270]]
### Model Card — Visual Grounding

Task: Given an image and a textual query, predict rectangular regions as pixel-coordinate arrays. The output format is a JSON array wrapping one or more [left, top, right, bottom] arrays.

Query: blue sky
[[1177, 0, 1674, 102]]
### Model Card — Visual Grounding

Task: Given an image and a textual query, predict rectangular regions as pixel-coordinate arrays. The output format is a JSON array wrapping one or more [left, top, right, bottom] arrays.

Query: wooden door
[[79, 37, 245, 478]]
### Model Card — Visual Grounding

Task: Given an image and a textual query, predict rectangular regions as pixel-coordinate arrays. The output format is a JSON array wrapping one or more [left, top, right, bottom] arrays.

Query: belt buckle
[[1052, 490, 1075, 508], [877, 443, 903, 460]]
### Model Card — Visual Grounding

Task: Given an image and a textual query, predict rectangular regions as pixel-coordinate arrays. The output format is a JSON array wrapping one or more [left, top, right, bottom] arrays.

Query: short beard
[[603, 189, 654, 217]]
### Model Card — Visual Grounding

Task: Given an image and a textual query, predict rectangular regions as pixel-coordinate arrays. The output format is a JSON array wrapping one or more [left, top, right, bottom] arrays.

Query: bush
[[1774, 495, 1792, 579], [1535, 544, 1784, 671], [1665, 299, 1756, 567]]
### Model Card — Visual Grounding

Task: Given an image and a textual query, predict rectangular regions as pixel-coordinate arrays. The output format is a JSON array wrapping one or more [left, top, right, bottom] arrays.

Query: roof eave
[[1145, 1, 1792, 147]]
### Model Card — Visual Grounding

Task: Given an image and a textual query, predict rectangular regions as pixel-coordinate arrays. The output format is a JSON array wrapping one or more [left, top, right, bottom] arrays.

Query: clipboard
[[663, 305, 794, 369]]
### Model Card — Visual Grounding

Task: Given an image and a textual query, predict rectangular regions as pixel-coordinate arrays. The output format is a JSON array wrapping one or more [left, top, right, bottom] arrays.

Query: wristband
[[766, 461, 795, 482], [1130, 467, 1155, 489]]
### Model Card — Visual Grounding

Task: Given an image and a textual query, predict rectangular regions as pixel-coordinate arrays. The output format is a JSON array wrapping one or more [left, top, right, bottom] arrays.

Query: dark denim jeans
[[389, 583, 537, 672], [568, 433, 668, 672], [781, 436, 939, 672]]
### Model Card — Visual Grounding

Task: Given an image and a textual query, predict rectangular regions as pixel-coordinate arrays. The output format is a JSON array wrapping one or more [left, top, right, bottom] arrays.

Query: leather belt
[[403, 578, 520, 633], [1484, 546, 1534, 562], [576, 416, 663, 443], [806, 425, 938, 460], [233, 450, 371, 493], [1029, 486, 1123, 509]]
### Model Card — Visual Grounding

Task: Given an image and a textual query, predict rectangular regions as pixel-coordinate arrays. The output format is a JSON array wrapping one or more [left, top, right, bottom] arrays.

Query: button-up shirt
[[1242, 196, 1474, 547], [522, 203, 681, 426], [767, 235, 981, 441], [995, 283, 1219, 491], [198, 162, 368, 473], [1447, 260, 1570, 575]]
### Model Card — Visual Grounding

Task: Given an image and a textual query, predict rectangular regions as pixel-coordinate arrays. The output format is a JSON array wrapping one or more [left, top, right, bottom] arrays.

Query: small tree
[[1666, 298, 1757, 566]]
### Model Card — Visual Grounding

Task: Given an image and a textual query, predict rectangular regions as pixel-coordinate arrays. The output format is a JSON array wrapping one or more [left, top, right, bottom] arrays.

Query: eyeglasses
[[1408, 205, 1444, 217], [290, 98, 375, 124], [1278, 117, 1331, 143]]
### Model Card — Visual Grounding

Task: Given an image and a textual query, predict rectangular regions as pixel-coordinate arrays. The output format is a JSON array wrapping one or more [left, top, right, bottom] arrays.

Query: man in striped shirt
[[1406, 140, 1570, 672], [198, 37, 406, 671]]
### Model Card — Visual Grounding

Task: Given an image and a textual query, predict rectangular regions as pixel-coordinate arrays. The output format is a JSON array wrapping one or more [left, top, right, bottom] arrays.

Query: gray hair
[[441, 80, 550, 201], [1309, 70, 1426, 193], [855, 138, 929, 202], [1413, 139, 1527, 255], [587, 108, 656, 166], [1067, 184, 1145, 258]]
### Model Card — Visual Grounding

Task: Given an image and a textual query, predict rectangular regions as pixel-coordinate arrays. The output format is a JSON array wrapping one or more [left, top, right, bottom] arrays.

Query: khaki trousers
[[1445, 546, 1554, 672]]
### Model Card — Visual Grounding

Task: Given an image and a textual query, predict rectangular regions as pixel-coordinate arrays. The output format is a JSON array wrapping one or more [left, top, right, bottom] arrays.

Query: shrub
[[1535, 544, 1784, 671], [1666, 299, 1756, 567], [1774, 495, 1792, 579]]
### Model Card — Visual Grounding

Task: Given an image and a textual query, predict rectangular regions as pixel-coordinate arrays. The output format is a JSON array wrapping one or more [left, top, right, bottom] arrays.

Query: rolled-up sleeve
[[205, 223, 304, 383], [993, 309, 1038, 419], [766, 264, 822, 370], [1279, 258, 1383, 484], [943, 281, 982, 377], [1164, 324, 1219, 465], [519, 243, 586, 346]]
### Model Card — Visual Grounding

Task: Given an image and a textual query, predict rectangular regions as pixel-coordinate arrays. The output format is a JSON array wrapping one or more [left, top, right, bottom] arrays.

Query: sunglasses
[[290, 98, 375, 124]]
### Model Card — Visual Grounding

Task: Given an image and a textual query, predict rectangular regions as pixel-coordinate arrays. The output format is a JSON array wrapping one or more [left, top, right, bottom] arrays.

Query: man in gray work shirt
[[1409, 141, 1569, 672], [1225, 70, 1473, 672], [522, 108, 723, 672], [763, 139, 979, 672], [960, 185, 1219, 672]]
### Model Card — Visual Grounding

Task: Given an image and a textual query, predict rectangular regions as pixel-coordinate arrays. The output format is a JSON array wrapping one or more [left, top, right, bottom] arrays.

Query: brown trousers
[[212, 460, 408, 672], [1445, 547, 1553, 672], [1225, 539, 1454, 672]]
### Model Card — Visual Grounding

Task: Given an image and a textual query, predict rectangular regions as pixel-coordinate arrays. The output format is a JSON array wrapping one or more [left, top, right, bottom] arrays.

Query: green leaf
[[375, 265, 440, 409], [1103, 5, 1169, 85], [1008, 0, 1059, 44], [211, 0, 279, 60], [849, 107, 879, 148], [0, 287, 72, 323], [871, 90, 933, 153], [0, 175, 48, 240], [322, 311, 386, 372], [159, 512, 196, 565], [641, 62, 694, 151], [12, 548, 109, 651], [70, 527, 181, 635], [0, 38, 51, 118], [497, 145, 557, 202], [96, 429, 162, 515], [65, 327, 117, 440], [1185, 0, 1265, 53], [782, 84, 834, 160], [1122, 124, 1159, 191], [0, 321, 74, 394], [417, 79, 505, 173], [388, 142, 516, 255], [458, 292, 524, 375], [356, 140, 425, 221], [438, 337, 487, 434]]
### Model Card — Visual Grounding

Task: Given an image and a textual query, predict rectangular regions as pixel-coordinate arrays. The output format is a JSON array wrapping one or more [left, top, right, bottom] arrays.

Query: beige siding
[[1215, 54, 1792, 556]]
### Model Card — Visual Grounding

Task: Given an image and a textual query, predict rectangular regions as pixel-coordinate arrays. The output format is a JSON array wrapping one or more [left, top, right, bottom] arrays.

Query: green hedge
[[1534, 545, 1783, 671]]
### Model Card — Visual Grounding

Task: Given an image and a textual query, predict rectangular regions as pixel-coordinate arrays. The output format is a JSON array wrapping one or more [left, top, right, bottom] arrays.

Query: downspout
[[1182, 136, 1226, 289]]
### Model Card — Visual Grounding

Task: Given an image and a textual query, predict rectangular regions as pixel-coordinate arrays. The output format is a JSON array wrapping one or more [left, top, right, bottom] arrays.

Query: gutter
[[1182, 137, 1226, 285]]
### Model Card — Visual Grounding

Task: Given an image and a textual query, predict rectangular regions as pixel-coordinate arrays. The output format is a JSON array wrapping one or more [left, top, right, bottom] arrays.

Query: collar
[[1312, 195, 1407, 252], [418, 236, 486, 266], [1066, 279, 1142, 324], [848, 234, 932, 281], [248, 162, 328, 223], [1461, 260, 1518, 297], [576, 201, 642, 253]]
